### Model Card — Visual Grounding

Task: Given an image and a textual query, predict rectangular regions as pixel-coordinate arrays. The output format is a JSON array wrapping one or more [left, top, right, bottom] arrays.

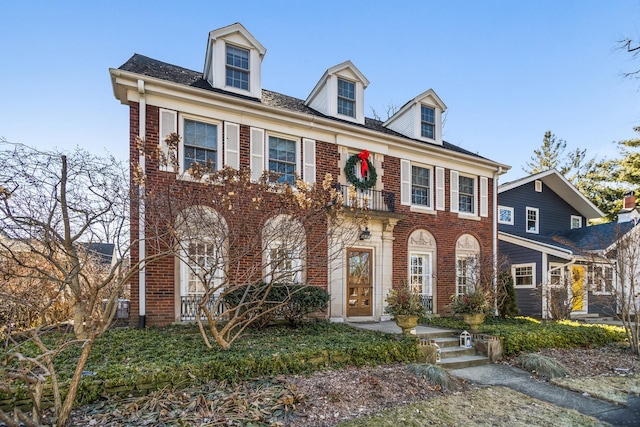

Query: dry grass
[[552, 375, 640, 405], [337, 386, 604, 427], [517, 353, 571, 378]]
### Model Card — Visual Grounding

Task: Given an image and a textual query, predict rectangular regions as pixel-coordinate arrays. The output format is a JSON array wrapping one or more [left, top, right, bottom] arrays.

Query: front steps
[[416, 330, 490, 369]]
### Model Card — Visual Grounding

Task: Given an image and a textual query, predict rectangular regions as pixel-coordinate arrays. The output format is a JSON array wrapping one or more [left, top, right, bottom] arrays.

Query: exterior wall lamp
[[359, 227, 371, 240]]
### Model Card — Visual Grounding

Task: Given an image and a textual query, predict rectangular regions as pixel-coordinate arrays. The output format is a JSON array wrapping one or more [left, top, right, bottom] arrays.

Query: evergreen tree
[[497, 268, 519, 318], [523, 131, 567, 174]]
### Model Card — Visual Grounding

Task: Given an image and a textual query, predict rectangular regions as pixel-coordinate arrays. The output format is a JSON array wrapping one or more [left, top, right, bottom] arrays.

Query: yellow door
[[571, 266, 585, 312]]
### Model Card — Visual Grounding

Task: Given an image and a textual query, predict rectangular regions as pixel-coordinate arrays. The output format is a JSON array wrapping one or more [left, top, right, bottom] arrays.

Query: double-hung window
[[183, 119, 218, 173], [526, 207, 539, 233], [512, 264, 535, 288], [458, 175, 475, 214], [268, 135, 297, 185], [411, 166, 431, 207], [226, 45, 249, 90], [456, 256, 477, 296], [337, 78, 355, 117], [421, 105, 435, 139]]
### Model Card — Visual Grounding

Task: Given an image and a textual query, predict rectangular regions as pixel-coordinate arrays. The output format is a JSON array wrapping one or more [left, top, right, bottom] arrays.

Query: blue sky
[[1, 0, 639, 181]]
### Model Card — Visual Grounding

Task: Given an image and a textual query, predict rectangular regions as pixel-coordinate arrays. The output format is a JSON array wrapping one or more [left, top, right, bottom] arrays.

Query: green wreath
[[344, 154, 377, 190]]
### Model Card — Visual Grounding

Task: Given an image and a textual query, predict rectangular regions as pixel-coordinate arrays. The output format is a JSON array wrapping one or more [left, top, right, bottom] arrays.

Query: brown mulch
[[58, 344, 640, 426]]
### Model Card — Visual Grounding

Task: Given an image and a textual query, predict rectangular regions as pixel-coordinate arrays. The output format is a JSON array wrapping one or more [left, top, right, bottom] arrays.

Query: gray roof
[[118, 54, 487, 160]]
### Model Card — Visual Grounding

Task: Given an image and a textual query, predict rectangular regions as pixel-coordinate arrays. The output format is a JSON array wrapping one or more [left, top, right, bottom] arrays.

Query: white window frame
[[526, 207, 539, 234], [266, 132, 301, 185], [420, 105, 435, 139], [549, 263, 567, 288], [265, 242, 303, 284], [225, 44, 250, 91], [458, 173, 477, 215], [409, 252, 433, 296], [456, 255, 477, 296], [178, 114, 223, 176], [571, 215, 582, 229], [410, 163, 434, 209], [512, 263, 536, 289], [337, 77, 356, 118], [180, 241, 225, 297], [498, 206, 514, 225], [590, 264, 615, 295]]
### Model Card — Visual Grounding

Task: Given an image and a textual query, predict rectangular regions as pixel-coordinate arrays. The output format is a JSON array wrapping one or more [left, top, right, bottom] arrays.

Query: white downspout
[[137, 79, 146, 327], [493, 167, 503, 315]]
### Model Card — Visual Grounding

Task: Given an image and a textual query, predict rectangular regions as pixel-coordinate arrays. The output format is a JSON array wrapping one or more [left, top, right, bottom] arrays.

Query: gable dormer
[[305, 61, 369, 125], [203, 23, 266, 99], [384, 89, 447, 145]]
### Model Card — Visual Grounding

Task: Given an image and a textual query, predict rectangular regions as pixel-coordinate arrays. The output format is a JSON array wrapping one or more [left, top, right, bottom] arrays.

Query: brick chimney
[[624, 191, 636, 210]]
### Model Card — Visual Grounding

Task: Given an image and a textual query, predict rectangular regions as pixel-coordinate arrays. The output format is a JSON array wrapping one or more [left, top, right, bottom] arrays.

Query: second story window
[[459, 175, 475, 214], [421, 105, 435, 139], [526, 207, 539, 233], [337, 78, 355, 117], [411, 166, 431, 207], [571, 215, 582, 229], [498, 206, 514, 225], [226, 45, 249, 90], [183, 119, 218, 173], [268, 136, 297, 185]]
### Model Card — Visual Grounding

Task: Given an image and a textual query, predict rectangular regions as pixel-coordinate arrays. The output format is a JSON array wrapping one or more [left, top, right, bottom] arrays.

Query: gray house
[[498, 169, 638, 318]]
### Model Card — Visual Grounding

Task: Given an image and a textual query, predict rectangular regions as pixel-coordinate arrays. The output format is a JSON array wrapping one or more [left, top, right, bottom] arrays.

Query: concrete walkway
[[347, 321, 639, 426], [450, 364, 640, 427]]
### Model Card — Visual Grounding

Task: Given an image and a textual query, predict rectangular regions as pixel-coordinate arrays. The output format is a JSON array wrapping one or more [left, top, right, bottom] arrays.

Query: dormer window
[[421, 106, 435, 139], [337, 78, 356, 117], [226, 45, 249, 90]]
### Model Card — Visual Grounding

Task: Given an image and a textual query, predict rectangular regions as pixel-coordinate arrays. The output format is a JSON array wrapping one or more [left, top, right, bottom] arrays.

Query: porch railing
[[419, 294, 433, 314], [180, 294, 224, 321], [334, 184, 395, 212]]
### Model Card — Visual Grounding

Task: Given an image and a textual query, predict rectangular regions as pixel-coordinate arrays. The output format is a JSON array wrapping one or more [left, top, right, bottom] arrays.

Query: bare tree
[[618, 37, 640, 81], [0, 140, 151, 425], [145, 156, 365, 350]]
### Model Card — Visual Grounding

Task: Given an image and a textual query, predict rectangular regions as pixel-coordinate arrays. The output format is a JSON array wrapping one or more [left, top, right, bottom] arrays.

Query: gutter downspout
[[137, 79, 146, 329], [492, 167, 503, 315]]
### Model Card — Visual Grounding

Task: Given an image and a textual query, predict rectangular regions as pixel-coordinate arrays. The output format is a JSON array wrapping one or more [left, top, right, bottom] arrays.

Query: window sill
[[514, 285, 536, 289], [410, 205, 437, 215], [457, 212, 480, 221]]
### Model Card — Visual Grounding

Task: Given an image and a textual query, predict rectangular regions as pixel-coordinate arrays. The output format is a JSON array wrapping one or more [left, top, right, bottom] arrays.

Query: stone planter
[[462, 313, 485, 330], [395, 315, 419, 335]]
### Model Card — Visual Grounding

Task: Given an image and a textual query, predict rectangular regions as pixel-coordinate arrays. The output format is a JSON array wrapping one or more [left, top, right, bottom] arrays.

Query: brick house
[[110, 23, 510, 327]]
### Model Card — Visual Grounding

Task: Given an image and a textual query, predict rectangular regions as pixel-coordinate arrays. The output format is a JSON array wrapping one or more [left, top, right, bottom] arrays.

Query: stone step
[[415, 330, 460, 339], [440, 346, 477, 358], [438, 354, 490, 370]]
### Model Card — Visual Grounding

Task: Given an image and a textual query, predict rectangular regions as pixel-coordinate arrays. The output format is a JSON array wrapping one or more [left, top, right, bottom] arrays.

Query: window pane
[[226, 45, 250, 90], [183, 119, 217, 172], [421, 106, 435, 138], [411, 166, 430, 206], [268, 136, 296, 184], [459, 176, 474, 213], [338, 78, 356, 117]]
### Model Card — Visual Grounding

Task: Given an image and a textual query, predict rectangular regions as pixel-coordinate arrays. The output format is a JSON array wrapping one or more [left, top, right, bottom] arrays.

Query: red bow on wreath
[[357, 150, 370, 177]]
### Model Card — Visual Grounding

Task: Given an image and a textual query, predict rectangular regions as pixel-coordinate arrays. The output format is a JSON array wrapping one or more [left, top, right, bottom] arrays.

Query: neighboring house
[[110, 23, 509, 327], [498, 169, 639, 318]]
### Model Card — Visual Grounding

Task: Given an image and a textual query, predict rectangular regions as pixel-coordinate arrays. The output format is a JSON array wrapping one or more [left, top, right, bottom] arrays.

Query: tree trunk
[[57, 339, 93, 426]]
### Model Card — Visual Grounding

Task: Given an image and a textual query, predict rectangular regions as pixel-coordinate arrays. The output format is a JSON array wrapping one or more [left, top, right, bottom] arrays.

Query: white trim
[[498, 206, 514, 225], [224, 121, 240, 169], [526, 206, 539, 234], [435, 167, 445, 211], [499, 231, 573, 259], [266, 131, 301, 184], [302, 138, 316, 184], [178, 114, 223, 176], [571, 215, 582, 229], [512, 263, 536, 289], [159, 108, 177, 172]]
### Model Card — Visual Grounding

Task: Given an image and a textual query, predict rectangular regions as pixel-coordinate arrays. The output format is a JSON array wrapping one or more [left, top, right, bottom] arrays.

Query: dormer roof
[[203, 22, 266, 99], [305, 60, 369, 125], [384, 89, 447, 145]]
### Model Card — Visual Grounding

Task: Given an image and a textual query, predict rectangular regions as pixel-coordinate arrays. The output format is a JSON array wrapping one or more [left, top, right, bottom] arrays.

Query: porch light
[[359, 227, 371, 240]]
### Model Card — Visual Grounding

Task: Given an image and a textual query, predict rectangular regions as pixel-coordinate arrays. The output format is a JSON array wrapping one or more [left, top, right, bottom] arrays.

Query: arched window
[[175, 206, 228, 297], [455, 234, 480, 296], [263, 215, 306, 284]]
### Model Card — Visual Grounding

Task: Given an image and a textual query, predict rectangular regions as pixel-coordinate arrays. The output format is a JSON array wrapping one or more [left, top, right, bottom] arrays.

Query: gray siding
[[499, 240, 543, 317]]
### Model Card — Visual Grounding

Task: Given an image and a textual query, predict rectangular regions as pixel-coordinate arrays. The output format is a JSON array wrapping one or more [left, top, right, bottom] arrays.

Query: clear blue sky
[[1, 0, 639, 182]]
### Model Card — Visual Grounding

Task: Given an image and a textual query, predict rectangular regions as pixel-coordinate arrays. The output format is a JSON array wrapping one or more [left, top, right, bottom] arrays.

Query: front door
[[347, 249, 373, 317], [571, 266, 587, 312]]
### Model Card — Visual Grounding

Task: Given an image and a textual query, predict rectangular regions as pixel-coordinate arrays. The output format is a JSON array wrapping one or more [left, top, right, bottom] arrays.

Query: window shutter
[[224, 122, 240, 170], [435, 167, 445, 210], [159, 109, 177, 172], [250, 127, 265, 182], [302, 138, 316, 184], [450, 170, 459, 213], [400, 159, 411, 205], [480, 176, 489, 217]]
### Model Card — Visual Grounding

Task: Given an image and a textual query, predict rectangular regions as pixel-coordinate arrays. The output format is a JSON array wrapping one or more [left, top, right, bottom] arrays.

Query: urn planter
[[462, 313, 485, 331], [395, 315, 420, 335]]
